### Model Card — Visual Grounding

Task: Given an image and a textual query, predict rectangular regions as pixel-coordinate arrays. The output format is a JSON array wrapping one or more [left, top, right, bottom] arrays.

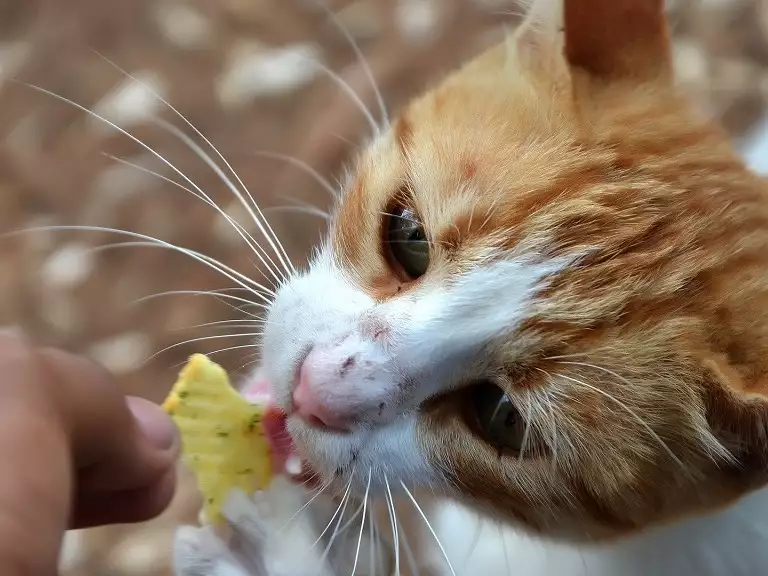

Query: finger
[[0, 335, 73, 575], [72, 466, 177, 529], [39, 347, 180, 494], [0, 335, 179, 574]]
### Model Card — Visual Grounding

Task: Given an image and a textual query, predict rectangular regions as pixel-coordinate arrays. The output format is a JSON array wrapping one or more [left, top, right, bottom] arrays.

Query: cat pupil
[[472, 382, 527, 453], [385, 206, 430, 279]]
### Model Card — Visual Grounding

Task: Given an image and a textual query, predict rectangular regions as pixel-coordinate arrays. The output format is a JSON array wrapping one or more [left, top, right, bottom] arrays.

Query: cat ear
[[562, 0, 672, 84], [702, 358, 768, 484], [513, 0, 564, 74]]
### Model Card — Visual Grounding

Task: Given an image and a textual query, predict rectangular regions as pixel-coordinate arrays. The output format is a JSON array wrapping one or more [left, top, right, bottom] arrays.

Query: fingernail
[[126, 396, 178, 451]]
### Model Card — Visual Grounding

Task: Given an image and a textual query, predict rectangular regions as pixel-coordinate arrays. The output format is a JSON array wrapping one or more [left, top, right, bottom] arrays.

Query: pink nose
[[292, 355, 351, 432]]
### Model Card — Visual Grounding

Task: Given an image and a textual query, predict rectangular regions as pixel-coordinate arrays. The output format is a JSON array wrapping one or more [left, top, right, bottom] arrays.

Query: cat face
[[260, 0, 768, 541]]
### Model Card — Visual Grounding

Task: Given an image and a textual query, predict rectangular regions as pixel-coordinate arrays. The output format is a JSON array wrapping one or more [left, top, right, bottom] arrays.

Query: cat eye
[[385, 206, 430, 279], [472, 382, 527, 453]]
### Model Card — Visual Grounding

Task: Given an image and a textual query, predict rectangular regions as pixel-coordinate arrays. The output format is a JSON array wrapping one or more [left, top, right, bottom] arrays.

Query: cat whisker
[[548, 369, 689, 474], [153, 119, 294, 282], [309, 0, 388, 128], [169, 319, 267, 332], [276, 478, 334, 535], [332, 496, 369, 540], [254, 151, 340, 201], [554, 361, 736, 464], [8, 225, 271, 306], [399, 521, 420, 576], [383, 476, 400, 576], [543, 390, 561, 469], [19, 82, 290, 287], [84, 240, 274, 302], [315, 473, 356, 574], [103, 153, 284, 289], [368, 504, 379, 576], [265, 204, 331, 221], [168, 343, 263, 369], [400, 480, 457, 576], [273, 192, 332, 217], [461, 513, 484, 573], [350, 469, 372, 575], [518, 397, 533, 465], [149, 332, 263, 362], [543, 352, 593, 360], [90, 50, 294, 279], [311, 471, 355, 552], [194, 322, 268, 332], [134, 289, 271, 311], [312, 59, 381, 136], [500, 524, 512, 576]]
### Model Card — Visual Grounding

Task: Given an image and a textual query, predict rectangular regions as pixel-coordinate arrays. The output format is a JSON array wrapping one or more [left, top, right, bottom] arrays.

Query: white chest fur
[[433, 488, 768, 576]]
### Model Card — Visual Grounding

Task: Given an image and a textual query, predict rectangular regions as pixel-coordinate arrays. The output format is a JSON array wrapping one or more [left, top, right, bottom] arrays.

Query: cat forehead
[[354, 61, 576, 211]]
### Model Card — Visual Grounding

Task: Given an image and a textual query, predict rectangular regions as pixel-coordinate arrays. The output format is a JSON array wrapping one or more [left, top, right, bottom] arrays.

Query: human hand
[[0, 332, 179, 575]]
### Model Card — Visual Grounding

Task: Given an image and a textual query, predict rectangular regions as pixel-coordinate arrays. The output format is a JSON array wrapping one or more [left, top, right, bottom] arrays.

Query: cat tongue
[[242, 378, 316, 484]]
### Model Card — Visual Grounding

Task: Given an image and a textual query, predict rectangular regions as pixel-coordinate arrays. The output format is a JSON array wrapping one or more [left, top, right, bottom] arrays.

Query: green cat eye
[[472, 382, 527, 453], [386, 206, 430, 279]]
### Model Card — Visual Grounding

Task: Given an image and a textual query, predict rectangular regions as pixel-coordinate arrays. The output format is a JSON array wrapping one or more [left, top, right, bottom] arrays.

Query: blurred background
[[0, 0, 765, 574]]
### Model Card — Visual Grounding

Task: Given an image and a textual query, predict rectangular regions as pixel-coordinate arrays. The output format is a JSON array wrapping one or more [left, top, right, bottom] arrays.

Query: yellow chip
[[162, 354, 272, 525]]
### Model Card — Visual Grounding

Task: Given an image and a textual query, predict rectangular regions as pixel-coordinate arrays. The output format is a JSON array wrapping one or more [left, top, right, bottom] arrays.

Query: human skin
[[0, 332, 179, 575]]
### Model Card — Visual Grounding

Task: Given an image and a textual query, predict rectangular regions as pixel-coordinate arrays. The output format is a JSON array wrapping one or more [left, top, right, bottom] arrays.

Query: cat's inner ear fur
[[702, 357, 768, 488], [562, 0, 672, 84]]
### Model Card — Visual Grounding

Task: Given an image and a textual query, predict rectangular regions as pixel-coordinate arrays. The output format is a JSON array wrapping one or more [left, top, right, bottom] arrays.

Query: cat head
[[260, 0, 768, 541]]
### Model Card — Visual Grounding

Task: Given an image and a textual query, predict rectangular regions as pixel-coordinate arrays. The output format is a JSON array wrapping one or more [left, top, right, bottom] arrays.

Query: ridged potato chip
[[162, 354, 272, 525]]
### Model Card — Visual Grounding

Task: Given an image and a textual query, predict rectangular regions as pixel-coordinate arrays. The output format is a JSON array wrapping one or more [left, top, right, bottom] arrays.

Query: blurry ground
[[0, 0, 766, 574]]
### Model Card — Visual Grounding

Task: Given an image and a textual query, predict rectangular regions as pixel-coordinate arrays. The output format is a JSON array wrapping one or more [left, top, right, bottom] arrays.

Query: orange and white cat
[[173, 0, 768, 574]]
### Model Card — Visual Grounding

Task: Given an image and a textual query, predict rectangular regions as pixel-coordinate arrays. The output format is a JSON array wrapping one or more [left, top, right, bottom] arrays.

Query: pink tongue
[[242, 378, 295, 472], [242, 378, 320, 487]]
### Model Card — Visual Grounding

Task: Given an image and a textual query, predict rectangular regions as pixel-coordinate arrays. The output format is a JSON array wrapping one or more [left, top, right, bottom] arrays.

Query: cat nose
[[292, 353, 352, 432]]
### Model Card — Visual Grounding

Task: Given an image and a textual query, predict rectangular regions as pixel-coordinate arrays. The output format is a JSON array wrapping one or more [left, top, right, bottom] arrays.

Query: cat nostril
[[293, 354, 352, 432]]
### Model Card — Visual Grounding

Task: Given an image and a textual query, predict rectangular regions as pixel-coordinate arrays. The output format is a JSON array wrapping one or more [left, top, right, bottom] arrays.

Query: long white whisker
[[335, 499, 366, 536], [316, 476, 356, 574], [368, 506, 377, 576], [90, 50, 294, 276], [276, 479, 333, 535], [168, 343, 262, 367], [19, 83, 288, 286], [350, 469, 372, 575], [82, 240, 273, 298], [84, 241, 277, 304], [136, 289, 265, 320], [384, 476, 400, 576], [399, 525, 420, 576], [153, 119, 294, 279], [313, 59, 380, 135], [8, 225, 272, 303], [312, 475, 354, 551], [183, 322, 268, 332], [134, 289, 271, 309], [265, 205, 330, 221], [500, 525, 512, 576], [549, 369, 688, 472], [254, 151, 340, 200], [400, 481, 456, 576], [102, 153, 283, 288], [518, 398, 533, 464], [149, 333, 263, 362], [309, 0, 388, 126]]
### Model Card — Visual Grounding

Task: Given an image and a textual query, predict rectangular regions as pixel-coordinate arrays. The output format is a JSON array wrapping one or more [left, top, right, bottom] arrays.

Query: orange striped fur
[[327, 0, 768, 540]]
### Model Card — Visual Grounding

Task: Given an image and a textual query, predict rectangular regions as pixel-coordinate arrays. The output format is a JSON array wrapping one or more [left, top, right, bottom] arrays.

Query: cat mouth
[[241, 377, 320, 488]]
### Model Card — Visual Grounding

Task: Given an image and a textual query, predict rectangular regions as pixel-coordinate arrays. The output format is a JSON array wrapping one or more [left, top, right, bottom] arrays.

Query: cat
[[173, 0, 768, 574]]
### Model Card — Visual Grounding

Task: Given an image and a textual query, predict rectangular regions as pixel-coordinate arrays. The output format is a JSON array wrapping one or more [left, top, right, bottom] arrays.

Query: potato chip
[[162, 354, 272, 525]]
